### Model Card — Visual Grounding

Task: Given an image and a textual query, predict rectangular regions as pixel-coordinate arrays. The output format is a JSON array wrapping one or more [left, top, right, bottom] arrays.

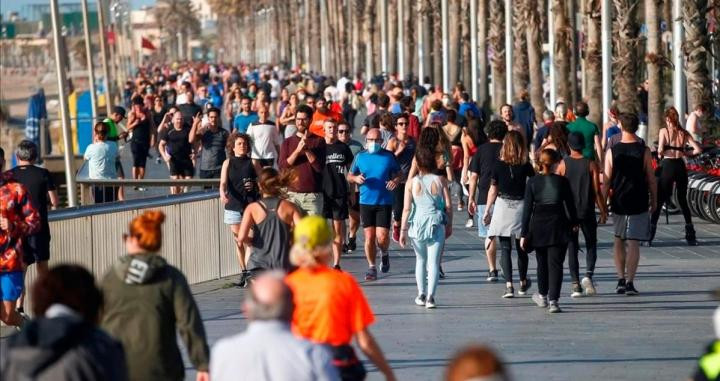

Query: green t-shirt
[[103, 117, 119, 140], [567, 117, 599, 159]]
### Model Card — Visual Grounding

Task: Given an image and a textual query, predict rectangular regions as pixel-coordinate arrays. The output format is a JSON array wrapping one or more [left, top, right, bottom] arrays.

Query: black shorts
[[131, 143, 150, 168], [360, 204, 392, 228], [323, 195, 349, 220], [350, 192, 360, 212], [169, 157, 194, 177], [392, 183, 406, 222], [22, 232, 51, 265]]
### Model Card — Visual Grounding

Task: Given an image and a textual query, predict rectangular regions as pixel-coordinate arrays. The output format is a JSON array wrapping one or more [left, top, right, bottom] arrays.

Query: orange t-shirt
[[309, 109, 342, 138], [285, 266, 375, 346]]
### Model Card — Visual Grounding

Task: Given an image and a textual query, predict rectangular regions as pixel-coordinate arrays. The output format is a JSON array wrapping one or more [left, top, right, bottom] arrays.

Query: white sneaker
[[465, 218, 474, 228], [532, 293, 548, 308], [425, 296, 437, 309], [581, 277, 596, 296], [415, 294, 426, 306]]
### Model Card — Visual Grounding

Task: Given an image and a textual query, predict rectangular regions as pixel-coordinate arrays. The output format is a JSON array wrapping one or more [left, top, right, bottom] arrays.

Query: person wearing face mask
[[279, 105, 327, 216], [348, 128, 402, 281]]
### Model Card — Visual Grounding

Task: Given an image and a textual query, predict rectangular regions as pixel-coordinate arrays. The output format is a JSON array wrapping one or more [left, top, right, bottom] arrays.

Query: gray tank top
[[248, 197, 291, 271], [563, 157, 594, 218]]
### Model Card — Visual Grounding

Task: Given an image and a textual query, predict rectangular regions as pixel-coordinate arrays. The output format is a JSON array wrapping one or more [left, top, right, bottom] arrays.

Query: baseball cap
[[293, 216, 333, 250], [112, 106, 126, 119], [568, 131, 585, 151]]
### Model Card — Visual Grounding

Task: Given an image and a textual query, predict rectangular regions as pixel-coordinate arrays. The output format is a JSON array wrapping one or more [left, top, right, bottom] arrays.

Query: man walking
[[279, 105, 326, 216], [211, 272, 339, 381], [0, 147, 39, 328], [159, 111, 195, 194], [233, 96, 258, 134], [189, 107, 228, 180], [9, 140, 59, 313], [603, 113, 657, 296], [247, 104, 282, 171], [348, 128, 401, 281], [321, 119, 354, 269], [468, 121, 507, 282], [568, 101, 603, 162], [337, 120, 364, 253]]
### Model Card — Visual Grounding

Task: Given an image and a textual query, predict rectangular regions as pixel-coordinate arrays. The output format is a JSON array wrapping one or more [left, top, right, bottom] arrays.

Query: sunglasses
[[396, 122, 408, 126], [338, 130, 349, 134]]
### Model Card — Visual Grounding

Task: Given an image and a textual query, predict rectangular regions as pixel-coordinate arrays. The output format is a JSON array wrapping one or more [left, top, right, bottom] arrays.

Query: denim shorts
[[0, 271, 24, 301], [475, 204, 493, 238], [224, 209, 243, 225]]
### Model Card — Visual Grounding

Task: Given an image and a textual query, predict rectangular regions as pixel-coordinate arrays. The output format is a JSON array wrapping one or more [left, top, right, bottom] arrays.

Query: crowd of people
[[1, 60, 717, 380]]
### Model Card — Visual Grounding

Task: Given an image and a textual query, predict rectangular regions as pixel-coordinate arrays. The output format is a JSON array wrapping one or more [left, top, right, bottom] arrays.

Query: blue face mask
[[367, 142, 381, 154]]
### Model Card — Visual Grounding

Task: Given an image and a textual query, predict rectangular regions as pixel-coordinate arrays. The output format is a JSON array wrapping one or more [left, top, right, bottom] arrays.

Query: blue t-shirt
[[233, 112, 259, 133], [208, 83, 223, 107], [350, 149, 400, 205]]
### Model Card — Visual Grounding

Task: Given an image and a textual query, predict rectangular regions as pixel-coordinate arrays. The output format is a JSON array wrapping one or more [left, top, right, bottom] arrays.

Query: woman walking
[[649, 107, 702, 246], [101, 210, 210, 381], [220, 132, 259, 287], [237, 167, 302, 278], [399, 145, 453, 308], [483, 131, 535, 298], [520, 149, 578, 313]]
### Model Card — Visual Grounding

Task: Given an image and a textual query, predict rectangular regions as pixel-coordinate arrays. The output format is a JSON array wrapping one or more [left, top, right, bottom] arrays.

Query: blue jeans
[[410, 226, 445, 297]]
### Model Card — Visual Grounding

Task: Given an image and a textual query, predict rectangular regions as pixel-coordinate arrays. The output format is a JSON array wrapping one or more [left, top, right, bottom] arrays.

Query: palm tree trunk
[[683, 0, 713, 112], [364, 0, 376, 78], [388, 0, 397, 75], [406, 0, 416, 76], [613, 0, 640, 114], [461, 0, 472, 88], [310, 0, 321, 71], [432, 1, 443, 85], [513, 0, 530, 97], [488, 0, 506, 110], [568, 0, 579, 105], [420, 0, 432, 82], [478, 0, 489, 107], [527, 0, 545, 121], [449, 0, 461, 87], [585, 0, 603, 126], [553, 0, 572, 105], [645, 0, 664, 144]]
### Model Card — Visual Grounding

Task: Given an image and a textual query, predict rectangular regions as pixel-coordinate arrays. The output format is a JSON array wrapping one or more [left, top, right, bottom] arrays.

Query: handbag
[[331, 345, 367, 381]]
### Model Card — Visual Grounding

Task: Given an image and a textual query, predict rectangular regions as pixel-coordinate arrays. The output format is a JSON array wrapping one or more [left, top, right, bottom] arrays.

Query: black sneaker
[[615, 279, 626, 294], [236, 271, 250, 288], [347, 236, 357, 252], [365, 267, 377, 281], [502, 286, 515, 298], [381, 253, 390, 273], [333, 264, 342, 271], [342, 243, 349, 253], [487, 270, 499, 282], [625, 281, 639, 296], [519, 279, 532, 295], [439, 265, 446, 279]]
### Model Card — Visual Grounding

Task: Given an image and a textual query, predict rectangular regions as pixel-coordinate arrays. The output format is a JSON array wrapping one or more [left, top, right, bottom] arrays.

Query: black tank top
[[226, 156, 258, 212], [132, 114, 151, 146], [610, 142, 649, 215], [563, 157, 594, 218]]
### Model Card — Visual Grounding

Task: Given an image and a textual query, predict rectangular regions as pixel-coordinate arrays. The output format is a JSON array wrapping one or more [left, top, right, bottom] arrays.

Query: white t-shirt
[[247, 121, 282, 160], [84, 141, 118, 179]]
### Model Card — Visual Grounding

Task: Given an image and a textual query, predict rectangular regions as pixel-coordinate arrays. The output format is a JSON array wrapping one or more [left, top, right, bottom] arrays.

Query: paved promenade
[[188, 213, 720, 380]]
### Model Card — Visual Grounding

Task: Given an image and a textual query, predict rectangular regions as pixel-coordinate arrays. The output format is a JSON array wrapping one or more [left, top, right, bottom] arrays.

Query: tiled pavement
[[189, 213, 719, 381]]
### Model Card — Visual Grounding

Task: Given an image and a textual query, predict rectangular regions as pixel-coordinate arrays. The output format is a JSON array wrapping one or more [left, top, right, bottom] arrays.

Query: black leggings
[[392, 183, 406, 223], [499, 237, 528, 283], [652, 158, 692, 225], [536, 244, 567, 302], [567, 215, 598, 283]]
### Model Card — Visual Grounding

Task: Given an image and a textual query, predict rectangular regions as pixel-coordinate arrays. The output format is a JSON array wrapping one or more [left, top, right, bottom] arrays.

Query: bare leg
[[625, 240, 640, 281], [231, 224, 246, 271], [364, 227, 377, 266], [614, 237, 626, 279], [485, 237, 497, 271], [349, 209, 360, 239], [376, 227, 390, 253], [1, 301, 22, 326], [332, 219, 344, 266]]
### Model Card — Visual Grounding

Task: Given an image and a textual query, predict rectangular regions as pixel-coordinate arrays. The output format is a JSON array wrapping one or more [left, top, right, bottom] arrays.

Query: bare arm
[[406, 158, 418, 180], [188, 113, 202, 144], [594, 134, 603, 164], [219, 159, 230, 204], [158, 140, 170, 162], [686, 134, 702, 156], [355, 329, 397, 381], [48, 190, 60, 210], [399, 180, 414, 247], [602, 150, 613, 202], [590, 161, 607, 223], [482, 183, 498, 225], [236, 204, 256, 244], [441, 176, 453, 237], [467, 172, 479, 215], [657, 129, 667, 157]]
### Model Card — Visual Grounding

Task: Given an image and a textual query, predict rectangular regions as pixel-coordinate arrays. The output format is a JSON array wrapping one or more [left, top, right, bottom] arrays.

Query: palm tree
[[478, 0, 489, 107], [645, 0, 665, 144], [553, 0, 572, 105], [613, 0, 640, 114], [154, 0, 200, 61], [461, 0, 472, 90], [585, 0, 602, 125], [513, 0, 530, 98], [683, 0, 713, 112], [363, 0, 376, 77], [431, 0, 442, 85], [488, 0, 506, 110], [526, 0, 545, 121]]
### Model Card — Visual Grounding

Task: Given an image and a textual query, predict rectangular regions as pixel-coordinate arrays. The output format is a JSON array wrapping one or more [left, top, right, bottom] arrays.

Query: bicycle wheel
[[687, 175, 705, 218], [709, 181, 720, 224], [698, 178, 719, 222], [665, 184, 680, 214]]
